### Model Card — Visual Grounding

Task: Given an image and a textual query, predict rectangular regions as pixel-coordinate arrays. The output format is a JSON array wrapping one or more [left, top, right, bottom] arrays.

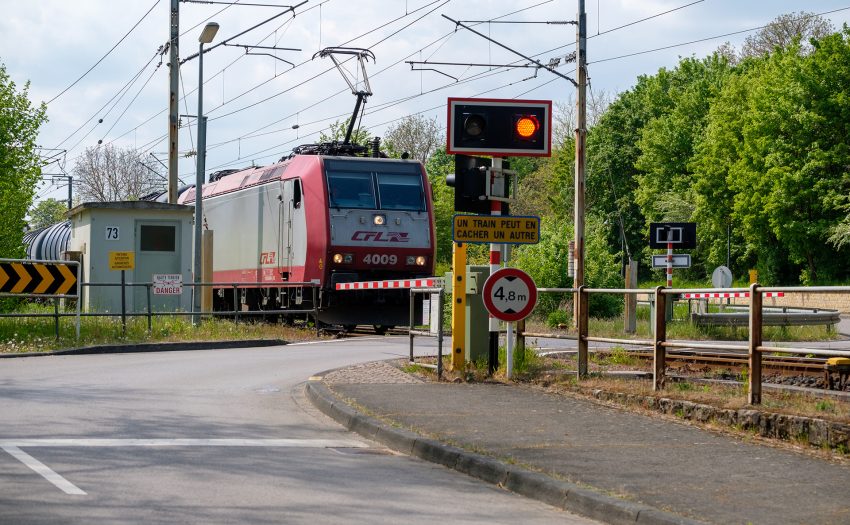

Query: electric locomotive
[[177, 143, 436, 328]]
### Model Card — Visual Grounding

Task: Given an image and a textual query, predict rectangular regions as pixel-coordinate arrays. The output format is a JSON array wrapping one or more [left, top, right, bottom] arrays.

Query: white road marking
[[0, 438, 368, 448], [1, 438, 369, 495], [2, 445, 87, 496]]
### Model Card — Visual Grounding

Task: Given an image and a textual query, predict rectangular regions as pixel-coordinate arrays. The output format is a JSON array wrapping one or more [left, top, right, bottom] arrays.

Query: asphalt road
[[0, 337, 596, 524]]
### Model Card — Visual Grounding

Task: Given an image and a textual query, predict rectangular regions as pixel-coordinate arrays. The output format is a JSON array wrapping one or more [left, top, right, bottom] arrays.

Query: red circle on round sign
[[482, 268, 537, 322]]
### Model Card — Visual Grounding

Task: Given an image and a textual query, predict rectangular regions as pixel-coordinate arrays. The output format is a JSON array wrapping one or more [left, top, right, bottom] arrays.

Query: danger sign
[[152, 274, 183, 295]]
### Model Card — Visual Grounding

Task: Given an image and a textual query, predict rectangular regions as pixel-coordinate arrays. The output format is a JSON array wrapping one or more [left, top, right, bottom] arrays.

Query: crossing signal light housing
[[447, 98, 551, 157], [445, 155, 510, 214]]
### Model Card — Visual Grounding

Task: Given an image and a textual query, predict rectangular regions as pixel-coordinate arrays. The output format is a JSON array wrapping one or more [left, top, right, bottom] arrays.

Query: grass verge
[[0, 311, 324, 354]]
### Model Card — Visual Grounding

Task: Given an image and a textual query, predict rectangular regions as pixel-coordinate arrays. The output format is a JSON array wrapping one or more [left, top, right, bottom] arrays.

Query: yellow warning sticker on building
[[109, 251, 135, 270]]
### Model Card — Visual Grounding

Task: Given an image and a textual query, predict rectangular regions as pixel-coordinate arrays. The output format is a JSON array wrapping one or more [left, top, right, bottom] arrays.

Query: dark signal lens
[[463, 114, 486, 137]]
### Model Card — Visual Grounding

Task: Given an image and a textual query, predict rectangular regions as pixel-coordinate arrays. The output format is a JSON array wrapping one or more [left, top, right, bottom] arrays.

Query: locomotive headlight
[[333, 253, 353, 264], [373, 214, 386, 226], [406, 256, 415, 265], [344, 254, 353, 263], [416, 256, 427, 266], [333, 253, 344, 264]]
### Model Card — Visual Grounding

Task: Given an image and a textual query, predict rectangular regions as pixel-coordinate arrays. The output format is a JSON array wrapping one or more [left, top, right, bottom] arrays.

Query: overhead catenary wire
[[591, 6, 850, 64], [206, 0, 554, 150], [85, 0, 747, 180], [46, 0, 161, 105], [588, 0, 704, 39], [206, 0, 449, 121], [53, 50, 161, 150], [64, 55, 162, 154], [98, 61, 164, 143], [109, 0, 565, 169], [97, 0, 323, 153]]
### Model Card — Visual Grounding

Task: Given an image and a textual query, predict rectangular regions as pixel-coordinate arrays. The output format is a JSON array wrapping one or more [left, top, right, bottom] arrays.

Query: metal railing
[[0, 279, 322, 338], [408, 286, 445, 380], [529, 284, 850, 405]]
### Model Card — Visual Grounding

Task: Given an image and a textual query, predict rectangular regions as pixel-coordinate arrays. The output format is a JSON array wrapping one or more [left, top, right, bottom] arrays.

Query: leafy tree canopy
[[383, 115, 441, 163], [28, 198, 67, 230], [0, 62, 47, 258]]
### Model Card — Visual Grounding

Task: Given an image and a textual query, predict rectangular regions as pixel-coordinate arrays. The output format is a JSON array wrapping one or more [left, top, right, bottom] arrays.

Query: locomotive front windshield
[[325, 159, 425, 211]]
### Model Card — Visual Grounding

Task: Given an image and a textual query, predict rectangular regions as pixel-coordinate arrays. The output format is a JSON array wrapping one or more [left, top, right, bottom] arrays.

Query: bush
[[546, 309, 569, 328]]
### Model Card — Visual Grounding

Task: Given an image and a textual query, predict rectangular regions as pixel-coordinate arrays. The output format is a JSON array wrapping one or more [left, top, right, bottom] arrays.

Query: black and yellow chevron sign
[[0, 262, 78, 296]]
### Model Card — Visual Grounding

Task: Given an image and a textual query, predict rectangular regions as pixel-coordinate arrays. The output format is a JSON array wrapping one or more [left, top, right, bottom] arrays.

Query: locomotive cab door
[[277, 178, 301, 279]]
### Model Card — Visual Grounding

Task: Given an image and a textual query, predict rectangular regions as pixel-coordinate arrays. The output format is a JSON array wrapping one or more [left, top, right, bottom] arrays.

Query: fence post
[[121, 270, 127, 336], [516, 317, 525, 353], [54, 298, 60, 341], [313, 285, 319, 337], [437, 289, 444, 380], [653, 286, 667, 391], [409, 289, 415, 363], [624, 259, 637, 334], [233, 284, 239, 323], [748, 283, 763, 405], [577, 285, 589, 378], [146, 284, 153, 332]]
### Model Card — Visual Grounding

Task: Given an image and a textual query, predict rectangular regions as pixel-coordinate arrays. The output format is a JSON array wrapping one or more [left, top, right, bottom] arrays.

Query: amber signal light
[[515, 115, 539, 139]]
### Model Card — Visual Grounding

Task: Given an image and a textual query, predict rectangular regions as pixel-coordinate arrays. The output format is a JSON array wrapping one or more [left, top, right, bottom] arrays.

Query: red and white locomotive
[[177, 146, 436, 328]]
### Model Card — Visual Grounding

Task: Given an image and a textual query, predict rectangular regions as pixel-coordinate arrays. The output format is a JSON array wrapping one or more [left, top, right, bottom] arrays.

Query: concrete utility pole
[[168, 0, 179, 203], [574, 0, 587, 315]]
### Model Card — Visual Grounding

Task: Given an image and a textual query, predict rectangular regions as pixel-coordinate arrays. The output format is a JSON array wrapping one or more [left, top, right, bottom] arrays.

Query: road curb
[[305, 375, 704, 525], [0, 339, 286, 359]]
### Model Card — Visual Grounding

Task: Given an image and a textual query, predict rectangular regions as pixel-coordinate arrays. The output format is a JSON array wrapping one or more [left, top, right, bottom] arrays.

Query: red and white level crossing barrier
[[681, 292, 785, 299], [335, 278, 439, 291]]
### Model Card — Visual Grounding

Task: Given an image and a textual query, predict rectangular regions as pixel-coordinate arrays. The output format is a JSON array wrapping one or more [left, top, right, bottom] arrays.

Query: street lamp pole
[[193, 22, 219, 325]]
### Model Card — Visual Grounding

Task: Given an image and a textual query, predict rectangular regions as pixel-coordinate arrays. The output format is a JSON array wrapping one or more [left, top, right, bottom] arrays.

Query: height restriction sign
[[482, 268, 538, 322]]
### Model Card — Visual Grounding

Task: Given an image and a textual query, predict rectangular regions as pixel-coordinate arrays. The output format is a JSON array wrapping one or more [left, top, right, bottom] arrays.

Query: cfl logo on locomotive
[[260, 251, 276, 264], [350, 231, 409, 242]]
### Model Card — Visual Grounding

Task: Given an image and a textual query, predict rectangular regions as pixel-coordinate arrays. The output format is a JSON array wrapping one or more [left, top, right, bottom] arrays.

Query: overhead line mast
[[168, 0, 180, 203]]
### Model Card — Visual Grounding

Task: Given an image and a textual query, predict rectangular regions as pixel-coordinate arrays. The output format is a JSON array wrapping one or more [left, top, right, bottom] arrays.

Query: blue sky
[[1, 0, 849, 204]]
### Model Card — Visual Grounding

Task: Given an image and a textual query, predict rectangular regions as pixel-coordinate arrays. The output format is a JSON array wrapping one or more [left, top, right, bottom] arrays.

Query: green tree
[[692, 30, 850, 284], [0, 62, 47, 258], [424, 148, 455, 269], [729, 32, 850, 283], [383, 115, 440, 163], [318, 118, 371, 146], [28, 198, 68, 229]]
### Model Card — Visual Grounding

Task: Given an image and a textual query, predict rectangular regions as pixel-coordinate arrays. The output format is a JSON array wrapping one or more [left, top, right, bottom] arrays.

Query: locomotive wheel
[[373, 325, 393, 335]]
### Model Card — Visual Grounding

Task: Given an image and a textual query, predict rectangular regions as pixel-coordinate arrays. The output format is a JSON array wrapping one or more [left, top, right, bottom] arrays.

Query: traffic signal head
[[446, 155, 510, 214], [447, 98, 551, 157]]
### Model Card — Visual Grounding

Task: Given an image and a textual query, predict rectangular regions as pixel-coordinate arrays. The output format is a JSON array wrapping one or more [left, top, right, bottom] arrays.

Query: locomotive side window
[[293, 178, 302, 209], [326, 170, 376, 209], [376, 172, 425, 211]]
